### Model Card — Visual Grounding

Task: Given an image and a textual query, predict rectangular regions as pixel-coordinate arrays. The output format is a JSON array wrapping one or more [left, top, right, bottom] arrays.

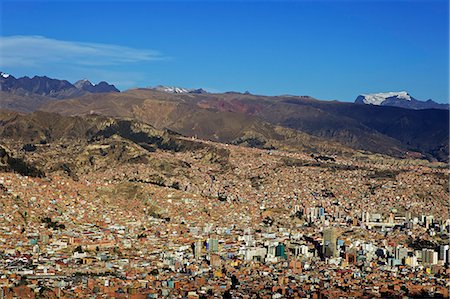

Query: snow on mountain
[[152, 85, 207, 94], [358, 91, 411, 106], [355, 91, 448, 110], [152, 85, 191, 93], [1, 72, 10, 79]]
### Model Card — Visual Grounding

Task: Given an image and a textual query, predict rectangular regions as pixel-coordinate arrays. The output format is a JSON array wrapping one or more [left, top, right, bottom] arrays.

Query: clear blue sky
[[0, 0, 448, 103]]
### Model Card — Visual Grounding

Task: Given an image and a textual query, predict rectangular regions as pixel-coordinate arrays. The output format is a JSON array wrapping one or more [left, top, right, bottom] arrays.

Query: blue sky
[[0, 0, 448, 103]]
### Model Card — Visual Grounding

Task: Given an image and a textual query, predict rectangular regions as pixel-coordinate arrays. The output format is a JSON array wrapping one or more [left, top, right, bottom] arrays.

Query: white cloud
[[0, 35, 164, 67]]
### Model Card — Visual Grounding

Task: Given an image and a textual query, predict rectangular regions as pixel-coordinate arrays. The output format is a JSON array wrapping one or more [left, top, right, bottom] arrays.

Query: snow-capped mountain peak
[[151, 85, 208, 94], [358, 91, 411, 106], [1, 72, 10, 79], [355, 91, 448, 110], [153, 85, 191, 94]]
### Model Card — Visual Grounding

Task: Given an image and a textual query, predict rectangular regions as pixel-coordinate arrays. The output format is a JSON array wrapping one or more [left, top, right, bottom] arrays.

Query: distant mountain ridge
[[41, 88, 449, 162], [0, 72, 448, 162], [0, 72, 119, 99], [151, 85, 208, 94], [74, 79, 119, 93], [355, 91, 448, 110]]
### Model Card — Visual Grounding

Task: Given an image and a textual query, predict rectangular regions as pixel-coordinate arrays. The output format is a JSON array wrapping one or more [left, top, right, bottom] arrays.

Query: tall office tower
[[388, 213, 395, 224], [319, 207, 325, 217], [276, 244, 286, 258], [395, 246, 408, 263], [421, 249, 428, 263], [267, 245, 276, 258], [193, 241, 202, 259], [309, 208, 315, 223], [361, 211, 367, 227], [309, 208, 316, 222], [405, 256, 418, 267], [432, 251, 438, 265], [424, 215, 433, 229], [322, 228, 338, 258], [365, 211, 370, 223], [209, 238, 219, 253], [421, 214, 426, 223], [439, 245, 449, 263], [422, 249, 438, 265], [405, 211, 412, 222]]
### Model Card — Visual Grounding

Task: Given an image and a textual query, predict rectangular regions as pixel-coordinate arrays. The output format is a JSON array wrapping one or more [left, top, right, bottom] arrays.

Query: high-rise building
[[405, 256, 418, 267], [395, 246, 408, 263], [209, 238, 219, 253], [193, 241, 202, 259], [405, 211, 412, 222], [276, 244, 286, 259], [432, 251, 438, 265], [309, 208, 315, 223], [319, 207, 325, 217], [422, 249, 438, 265], [267, 245, 276, 258], [323, 228, 338, 258], [362, 211, 370, 224], [388, 213, 395, 224], [439, 245, 449, 263]]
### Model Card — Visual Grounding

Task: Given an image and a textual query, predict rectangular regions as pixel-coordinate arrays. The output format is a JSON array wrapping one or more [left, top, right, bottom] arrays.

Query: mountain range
[[151, 85, 208, 94], [0, 72, 448, 162], [355, 91, 449, 110], [0, 72, 119, 99]]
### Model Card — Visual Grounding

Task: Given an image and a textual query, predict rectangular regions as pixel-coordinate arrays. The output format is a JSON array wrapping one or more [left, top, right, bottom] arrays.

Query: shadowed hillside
[[39, 89, 448, 161]]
